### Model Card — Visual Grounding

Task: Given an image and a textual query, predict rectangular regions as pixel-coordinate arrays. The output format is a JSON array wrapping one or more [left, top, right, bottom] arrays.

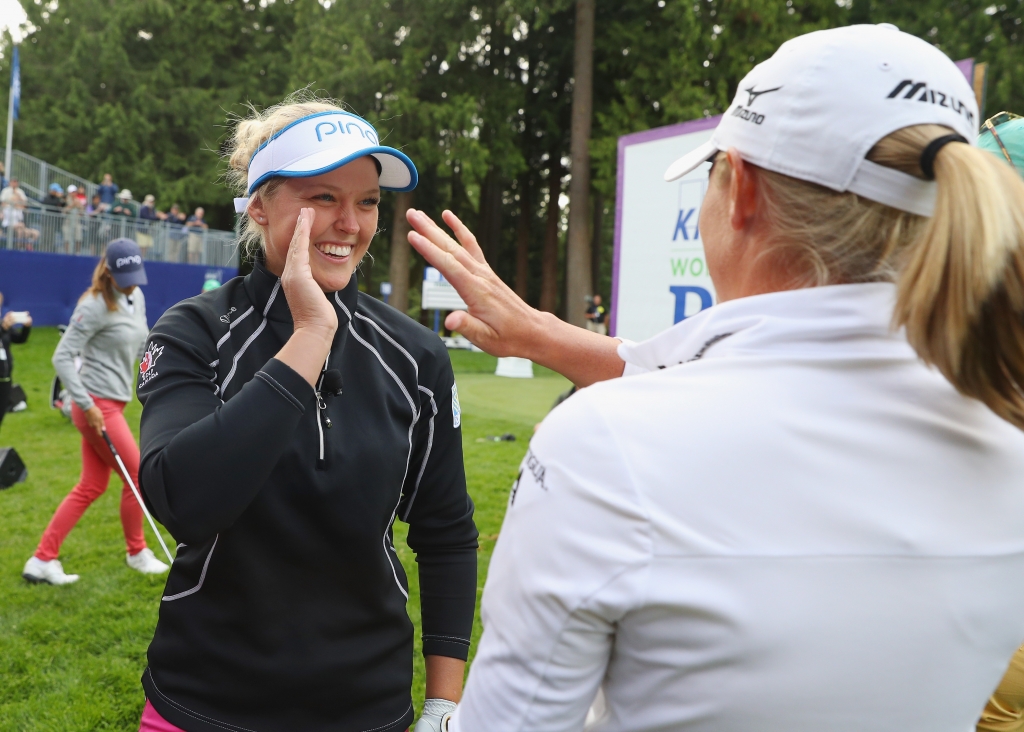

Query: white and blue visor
[[233, 111, 418, 213]]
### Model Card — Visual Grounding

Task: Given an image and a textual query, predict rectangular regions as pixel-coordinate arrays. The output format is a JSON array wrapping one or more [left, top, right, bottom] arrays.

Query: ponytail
[[731, 123, 1024, 429], [80, 257, 119, 312], [875, 125, 1024, 429]]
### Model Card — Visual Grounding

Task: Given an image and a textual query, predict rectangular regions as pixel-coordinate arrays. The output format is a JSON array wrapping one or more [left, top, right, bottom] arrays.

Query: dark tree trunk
[[478, 166, 503, 267], [387, 190, 414, 313], [565, 0, 596, 326], [514, 173, 532, 301], [540, 158, 562, 314], [591, 190, 603, 296]]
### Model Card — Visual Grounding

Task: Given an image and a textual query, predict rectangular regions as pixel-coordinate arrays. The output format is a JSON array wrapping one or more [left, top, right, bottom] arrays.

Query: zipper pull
[[315, 391, 333, 428]]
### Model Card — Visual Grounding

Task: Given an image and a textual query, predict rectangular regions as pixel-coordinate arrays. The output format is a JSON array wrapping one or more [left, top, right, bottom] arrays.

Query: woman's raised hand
[[282, 208, 338, 339], [406, 209, 543, 359], [276, 208, 338, 386], [406, 208, 627, 388]]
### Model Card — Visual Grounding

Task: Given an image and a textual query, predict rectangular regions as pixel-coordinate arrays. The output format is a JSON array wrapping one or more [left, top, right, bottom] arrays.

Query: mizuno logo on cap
[[744, 86, 782, 106], [731, 106, 765, 125], [886, 80, 975, 124]]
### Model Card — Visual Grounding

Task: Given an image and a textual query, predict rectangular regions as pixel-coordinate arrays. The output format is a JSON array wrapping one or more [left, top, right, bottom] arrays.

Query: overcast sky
[[0, 0, 31, 47]]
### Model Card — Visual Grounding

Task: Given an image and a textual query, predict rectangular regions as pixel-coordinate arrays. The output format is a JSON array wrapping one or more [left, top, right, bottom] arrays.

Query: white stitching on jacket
[[254, 370, 304, 413], [215, 305, 255, 350], [355, 311, 419, 381], [336, 293, 420, 601], [402, 386, 437, 521], [218, 281, 280, 396], [348, 318, 415, 600], [146, 668, 257, 732], [422, 633, 471, 644], [162, 535, 219, 602], [345, 325, 417, 416], [359, 702, 413, 732]]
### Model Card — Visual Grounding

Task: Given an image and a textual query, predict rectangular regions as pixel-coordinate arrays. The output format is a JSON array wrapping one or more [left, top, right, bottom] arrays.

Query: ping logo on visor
[[313, 118, 378, 143], [234, 110, 418, 213]]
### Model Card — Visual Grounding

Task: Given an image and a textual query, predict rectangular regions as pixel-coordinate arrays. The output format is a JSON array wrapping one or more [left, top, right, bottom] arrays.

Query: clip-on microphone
[[317, 370, 343, 429], [322, 369, 344, 397]]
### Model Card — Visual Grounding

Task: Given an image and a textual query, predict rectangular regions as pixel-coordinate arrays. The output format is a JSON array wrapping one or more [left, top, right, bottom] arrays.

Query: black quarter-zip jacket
[[136, 262, 478, 732]]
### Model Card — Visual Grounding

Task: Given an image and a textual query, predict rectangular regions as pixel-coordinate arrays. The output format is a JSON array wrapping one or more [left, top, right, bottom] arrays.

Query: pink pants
[[139, 701, 186, 732], [35, 397, 147, 561], [139, 700, 412, 731]]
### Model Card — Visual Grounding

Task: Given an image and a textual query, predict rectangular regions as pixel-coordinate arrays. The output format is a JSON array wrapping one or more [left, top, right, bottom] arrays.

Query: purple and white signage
[[610, 59, 977, 341], [611, 115, 721, 341]]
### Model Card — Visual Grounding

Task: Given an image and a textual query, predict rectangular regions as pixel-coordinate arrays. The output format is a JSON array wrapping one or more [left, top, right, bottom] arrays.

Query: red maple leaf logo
[[139, 343, 163, 377]]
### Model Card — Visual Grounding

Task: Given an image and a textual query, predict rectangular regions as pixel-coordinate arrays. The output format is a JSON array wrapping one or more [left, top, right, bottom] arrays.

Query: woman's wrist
[[522, 310, 576, 366], [522, 310, 626, 387], [424, 655, 465, 703], [292, 323, 336, 349], [275, 327, 336, 387]]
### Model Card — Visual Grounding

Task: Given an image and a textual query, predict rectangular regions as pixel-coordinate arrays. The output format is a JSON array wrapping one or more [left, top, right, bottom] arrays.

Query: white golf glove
[[413, 698, 457, 732]]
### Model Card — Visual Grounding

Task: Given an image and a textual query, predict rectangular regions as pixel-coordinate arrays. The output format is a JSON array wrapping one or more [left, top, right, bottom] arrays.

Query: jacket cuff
[[257, 359, 316, 412], [422, 634, 472, 661]]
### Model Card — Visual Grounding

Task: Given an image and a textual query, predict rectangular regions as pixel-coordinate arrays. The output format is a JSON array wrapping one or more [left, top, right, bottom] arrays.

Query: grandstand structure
[[3, 150, 239, 268]]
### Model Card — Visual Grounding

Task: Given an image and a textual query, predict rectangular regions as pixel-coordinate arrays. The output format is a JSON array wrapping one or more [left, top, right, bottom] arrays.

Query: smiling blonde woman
[[134, 95, 477, 732]]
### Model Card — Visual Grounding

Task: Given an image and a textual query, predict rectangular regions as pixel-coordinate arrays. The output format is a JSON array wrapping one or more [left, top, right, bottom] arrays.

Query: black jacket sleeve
[[138, 306, 315, 544], [7, 323, 29, 344], [401, 351, 479, 661]]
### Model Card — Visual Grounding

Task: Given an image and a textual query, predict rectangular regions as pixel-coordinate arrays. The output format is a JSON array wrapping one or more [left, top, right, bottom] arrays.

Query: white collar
[[618, 283, 917, 371]]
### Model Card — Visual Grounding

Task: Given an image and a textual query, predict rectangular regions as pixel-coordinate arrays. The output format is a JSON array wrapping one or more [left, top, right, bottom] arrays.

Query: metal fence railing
[[10, 150, 98, 203], [0, 205, 240, 268]]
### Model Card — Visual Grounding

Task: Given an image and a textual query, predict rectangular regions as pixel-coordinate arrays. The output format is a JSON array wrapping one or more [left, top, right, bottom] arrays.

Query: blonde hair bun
[[224, 90, 348, 255]]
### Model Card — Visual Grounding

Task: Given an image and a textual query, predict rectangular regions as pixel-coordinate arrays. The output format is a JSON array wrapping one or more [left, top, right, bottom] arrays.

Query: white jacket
[[453, 283, 1024, 732]]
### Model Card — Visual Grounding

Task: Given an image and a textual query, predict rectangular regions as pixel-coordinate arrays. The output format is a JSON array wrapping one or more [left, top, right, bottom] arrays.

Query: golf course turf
[[0, 327, 569, 730]]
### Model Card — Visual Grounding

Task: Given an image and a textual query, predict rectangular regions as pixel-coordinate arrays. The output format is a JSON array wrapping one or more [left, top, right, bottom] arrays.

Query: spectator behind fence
[[97, 173, 118, 212], [137, 194, 159, 256], [185, 206, 208, 264], [111, 189, 138, 218], [86, 193, 102, 215], [0, 291, 31, 433], [164, 203, 187, 262], [1, 178, 39, 248], [41, 182, 65, 209], [0, 162, 9, 192], [63, 184, 85, 254], [23, 239, 168, 586]]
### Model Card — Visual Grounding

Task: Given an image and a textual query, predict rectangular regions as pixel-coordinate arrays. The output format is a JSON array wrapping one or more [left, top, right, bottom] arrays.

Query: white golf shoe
[[23, 556, 80, 585], [126, 548, 169, 575]]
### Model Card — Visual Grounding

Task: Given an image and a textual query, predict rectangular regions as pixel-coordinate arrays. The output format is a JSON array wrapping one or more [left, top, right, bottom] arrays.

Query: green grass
[[0, 328, 569, 731]]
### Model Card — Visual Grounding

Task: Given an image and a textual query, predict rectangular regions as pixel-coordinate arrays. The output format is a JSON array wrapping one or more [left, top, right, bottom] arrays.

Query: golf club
[[101, 429, 174, 565]]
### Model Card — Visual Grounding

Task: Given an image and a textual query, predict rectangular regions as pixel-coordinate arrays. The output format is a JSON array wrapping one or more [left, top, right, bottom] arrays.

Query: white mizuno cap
[[234, 110, 417, 213], [664, 24, 978, 217]]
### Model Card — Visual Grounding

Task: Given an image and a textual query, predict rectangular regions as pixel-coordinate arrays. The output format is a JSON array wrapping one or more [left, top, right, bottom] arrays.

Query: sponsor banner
[[610, 60, 976, 343], [612, 116, 720, 342], [0, 248, 236, 326]]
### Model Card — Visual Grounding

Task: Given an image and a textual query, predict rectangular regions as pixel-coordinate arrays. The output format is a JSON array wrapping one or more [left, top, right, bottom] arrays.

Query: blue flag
[[11, 46, 20, 121]]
